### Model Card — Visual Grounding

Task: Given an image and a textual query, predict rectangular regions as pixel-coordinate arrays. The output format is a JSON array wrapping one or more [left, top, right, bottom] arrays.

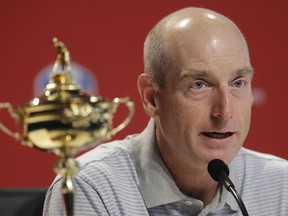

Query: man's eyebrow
[[179, 66, 254, 80], [236, 66, 254, 76], [179, 69, 208, 80]]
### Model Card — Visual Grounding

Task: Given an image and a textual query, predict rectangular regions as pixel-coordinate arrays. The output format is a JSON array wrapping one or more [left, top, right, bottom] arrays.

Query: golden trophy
[[0, 38, 135, 216]]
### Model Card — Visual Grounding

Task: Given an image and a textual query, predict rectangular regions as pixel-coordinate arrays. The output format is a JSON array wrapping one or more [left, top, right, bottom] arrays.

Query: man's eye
[[191, 81, 206, 89], [233, 79, 245, 88]]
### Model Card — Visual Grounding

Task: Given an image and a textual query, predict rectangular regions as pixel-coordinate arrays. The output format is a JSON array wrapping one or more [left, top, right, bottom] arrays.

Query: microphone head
[[207, 159, 230, 182]]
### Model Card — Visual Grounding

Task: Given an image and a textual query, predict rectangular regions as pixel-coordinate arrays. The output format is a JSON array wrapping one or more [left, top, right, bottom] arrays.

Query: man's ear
[[137, 73, 158, 117]]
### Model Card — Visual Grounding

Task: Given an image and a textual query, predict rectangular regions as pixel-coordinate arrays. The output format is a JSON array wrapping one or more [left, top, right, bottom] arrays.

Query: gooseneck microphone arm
[[208, 159, 249, 216]]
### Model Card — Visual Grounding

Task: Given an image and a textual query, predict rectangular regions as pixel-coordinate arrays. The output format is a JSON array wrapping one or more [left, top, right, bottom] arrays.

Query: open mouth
[[202, 132, 234, 139]]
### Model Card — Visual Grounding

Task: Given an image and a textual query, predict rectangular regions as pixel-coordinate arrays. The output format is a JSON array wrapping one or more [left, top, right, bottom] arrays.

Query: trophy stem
[[54, 156, 79, 216], [62, 176, 74, 216]]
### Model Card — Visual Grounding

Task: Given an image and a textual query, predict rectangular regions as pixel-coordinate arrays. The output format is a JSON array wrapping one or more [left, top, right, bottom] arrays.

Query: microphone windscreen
[[207, 159, 230, 182]]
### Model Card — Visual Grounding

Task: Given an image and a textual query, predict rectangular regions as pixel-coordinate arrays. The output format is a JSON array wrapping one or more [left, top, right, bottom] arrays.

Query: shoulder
[[44, 136, 144, 215], [51, 135, 139, 186], [77, 135, 138, 172], [236, 148, 288, 176], [233, 149, 288, 215], [77, 137, 133, 167], [239, 148, 287, 164]]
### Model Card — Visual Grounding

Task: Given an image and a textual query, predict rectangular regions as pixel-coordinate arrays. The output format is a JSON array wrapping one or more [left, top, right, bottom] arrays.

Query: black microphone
[[208, 159, 249, 216]]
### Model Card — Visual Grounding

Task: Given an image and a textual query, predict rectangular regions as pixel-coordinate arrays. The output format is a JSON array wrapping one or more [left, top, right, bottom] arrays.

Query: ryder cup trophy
[[0, 38, 135, 216]]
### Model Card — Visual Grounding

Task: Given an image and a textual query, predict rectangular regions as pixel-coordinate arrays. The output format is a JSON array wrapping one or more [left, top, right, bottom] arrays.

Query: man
[[43, 7, 288, 215]]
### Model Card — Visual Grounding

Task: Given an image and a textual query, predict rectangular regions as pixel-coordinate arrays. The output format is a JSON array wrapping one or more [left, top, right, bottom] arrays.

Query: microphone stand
[[229, 188, 249, 216], [208, 159, 249, 216], [219, 171, 249, 216]]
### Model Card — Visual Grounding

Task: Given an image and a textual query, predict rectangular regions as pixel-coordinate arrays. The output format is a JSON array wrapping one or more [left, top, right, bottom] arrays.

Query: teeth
[[203, 132, 232, 139]]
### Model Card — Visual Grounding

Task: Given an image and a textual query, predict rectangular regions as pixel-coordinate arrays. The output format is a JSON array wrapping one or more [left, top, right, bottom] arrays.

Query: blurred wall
[[0, 0, 287, 187]]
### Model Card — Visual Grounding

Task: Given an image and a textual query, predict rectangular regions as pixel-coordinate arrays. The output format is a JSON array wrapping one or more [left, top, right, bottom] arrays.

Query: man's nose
[[211, 87, 233, 120]]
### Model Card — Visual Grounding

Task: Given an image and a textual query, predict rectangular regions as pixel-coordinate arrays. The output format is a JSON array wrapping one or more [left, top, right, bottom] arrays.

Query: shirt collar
[[131, 119, 189, 208], [131, 118, 239, 212]]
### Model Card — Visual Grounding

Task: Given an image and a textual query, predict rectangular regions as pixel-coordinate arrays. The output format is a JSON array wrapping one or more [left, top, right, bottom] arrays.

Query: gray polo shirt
[[43, 119, 288, 215]]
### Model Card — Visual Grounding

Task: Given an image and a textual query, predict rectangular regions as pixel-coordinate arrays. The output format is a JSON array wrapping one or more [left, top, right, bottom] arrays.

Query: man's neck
[[171, 170, 219, 206], [157, 143, 219, 206]]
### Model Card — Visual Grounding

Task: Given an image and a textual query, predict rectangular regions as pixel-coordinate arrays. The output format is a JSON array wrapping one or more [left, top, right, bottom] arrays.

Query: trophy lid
[[42, 38, 83, 102]]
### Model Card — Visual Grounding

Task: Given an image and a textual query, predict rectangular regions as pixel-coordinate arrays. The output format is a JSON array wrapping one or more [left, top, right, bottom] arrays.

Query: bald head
[[144, 7, 250, 87]]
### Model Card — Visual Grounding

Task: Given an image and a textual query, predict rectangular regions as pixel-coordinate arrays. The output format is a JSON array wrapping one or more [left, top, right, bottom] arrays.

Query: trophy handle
[[0, 102, 22, 141], [110, 97, 135, 136]]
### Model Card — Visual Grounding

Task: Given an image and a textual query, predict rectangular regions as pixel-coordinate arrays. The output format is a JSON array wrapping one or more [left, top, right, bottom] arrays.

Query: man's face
[[153, 19, 254, 167]]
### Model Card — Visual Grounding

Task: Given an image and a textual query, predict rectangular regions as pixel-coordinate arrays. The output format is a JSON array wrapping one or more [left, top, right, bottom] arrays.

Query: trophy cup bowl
[[0, 38, 135, 216], [0, 82, 134, 156]]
